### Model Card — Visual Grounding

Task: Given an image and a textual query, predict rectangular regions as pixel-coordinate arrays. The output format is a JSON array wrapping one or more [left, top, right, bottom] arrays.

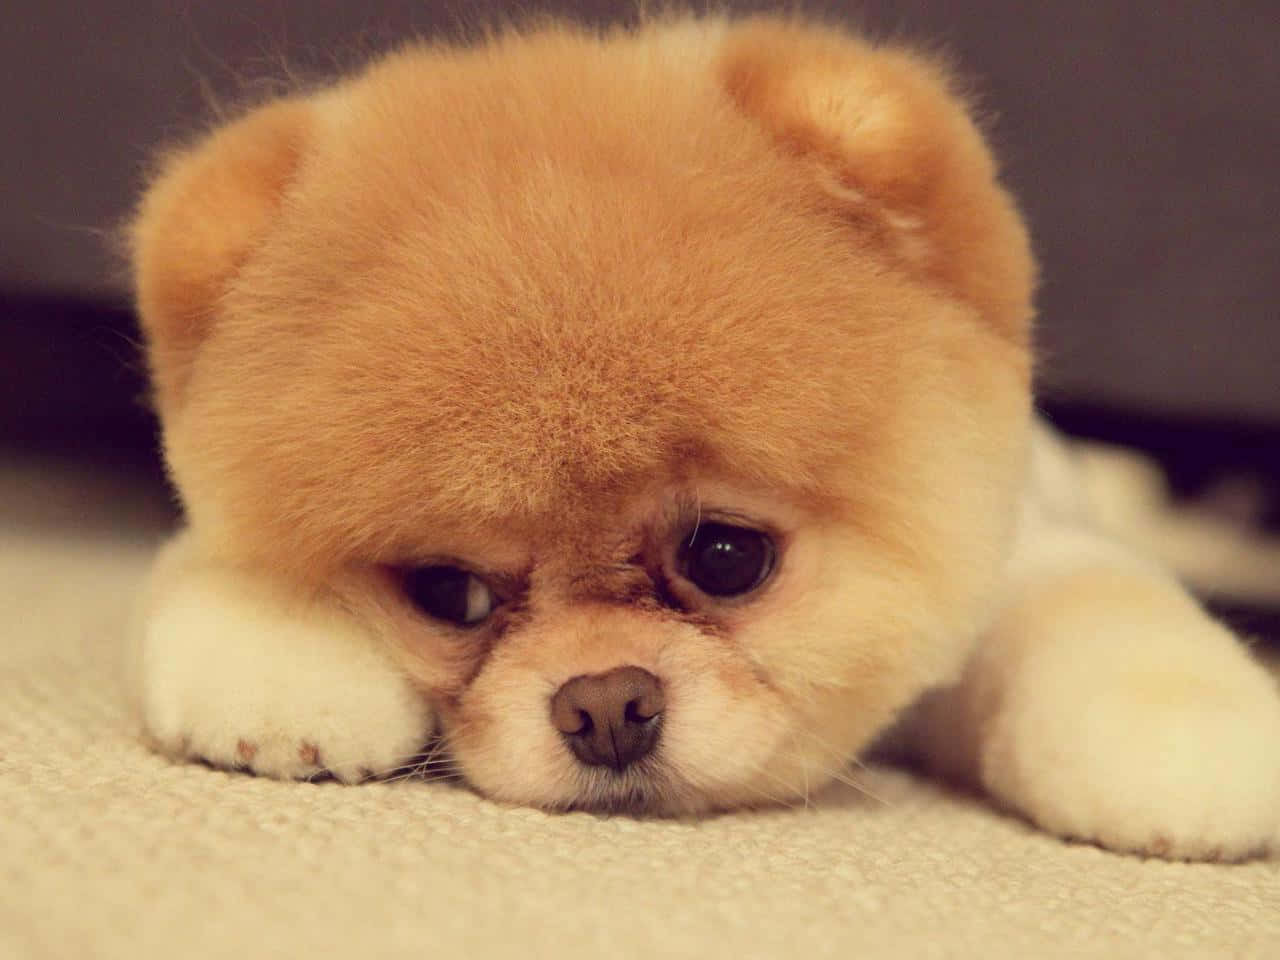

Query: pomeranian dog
[[130, 15, 1280, 860]]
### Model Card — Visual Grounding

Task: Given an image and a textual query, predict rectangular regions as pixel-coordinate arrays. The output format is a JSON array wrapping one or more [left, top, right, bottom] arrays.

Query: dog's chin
[[448, 743, 816, 818], [559, 764, 679, 816], [452, 755, 696, 817], [489, 770, 751, 818], [498, 765, 835, 818]]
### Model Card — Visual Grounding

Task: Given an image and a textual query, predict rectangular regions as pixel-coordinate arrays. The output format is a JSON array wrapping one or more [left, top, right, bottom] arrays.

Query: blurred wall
[[3, 0, 1278, 419]]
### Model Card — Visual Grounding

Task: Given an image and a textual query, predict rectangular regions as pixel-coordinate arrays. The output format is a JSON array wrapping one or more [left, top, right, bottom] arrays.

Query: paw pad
[[298, 743, 321, 767]]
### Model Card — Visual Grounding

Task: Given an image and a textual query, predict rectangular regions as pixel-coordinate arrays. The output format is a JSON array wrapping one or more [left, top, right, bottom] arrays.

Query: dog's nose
[[549, 666, 665, 771]]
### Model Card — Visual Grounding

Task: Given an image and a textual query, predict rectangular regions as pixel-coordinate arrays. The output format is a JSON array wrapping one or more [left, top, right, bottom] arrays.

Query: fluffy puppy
[[131, 15, 1280, 859]]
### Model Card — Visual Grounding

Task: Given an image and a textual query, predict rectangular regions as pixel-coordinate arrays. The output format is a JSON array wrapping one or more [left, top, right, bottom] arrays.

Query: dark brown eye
[[680, 523, 775, 598], [403, 565, 496, 626]]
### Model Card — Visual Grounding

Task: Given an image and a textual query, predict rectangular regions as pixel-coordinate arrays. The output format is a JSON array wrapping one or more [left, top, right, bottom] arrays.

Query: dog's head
[[132, 18, 1034, 812]]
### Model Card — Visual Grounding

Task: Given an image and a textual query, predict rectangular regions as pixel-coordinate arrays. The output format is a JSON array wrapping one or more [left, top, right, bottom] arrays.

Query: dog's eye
[[402, 565, 496, 626], [680, 523, 776, 598]]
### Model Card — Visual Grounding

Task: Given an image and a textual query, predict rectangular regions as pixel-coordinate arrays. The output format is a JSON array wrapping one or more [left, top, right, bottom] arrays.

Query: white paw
[[981, 624, 1280, 861], [139, 537, 434, 784]]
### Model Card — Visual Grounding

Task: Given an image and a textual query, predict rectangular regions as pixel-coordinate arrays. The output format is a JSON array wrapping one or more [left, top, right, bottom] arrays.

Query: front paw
[[140, 540, 434, 784], [980, 633, 1280, 861]]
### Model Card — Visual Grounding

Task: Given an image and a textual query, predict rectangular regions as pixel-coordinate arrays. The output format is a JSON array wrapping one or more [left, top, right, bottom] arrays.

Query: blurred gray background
[[3, 1, 1278, 455]]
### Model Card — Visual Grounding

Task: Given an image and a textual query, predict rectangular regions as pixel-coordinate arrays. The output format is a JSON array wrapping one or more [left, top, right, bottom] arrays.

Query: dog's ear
[[131, 100, 312, 416], [718, 19, 1034, 341]]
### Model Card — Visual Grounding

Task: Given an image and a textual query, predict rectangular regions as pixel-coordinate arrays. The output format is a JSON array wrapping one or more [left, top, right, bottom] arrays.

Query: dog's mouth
[[558, 758, 677, 815], [389, 736, 690, 815]]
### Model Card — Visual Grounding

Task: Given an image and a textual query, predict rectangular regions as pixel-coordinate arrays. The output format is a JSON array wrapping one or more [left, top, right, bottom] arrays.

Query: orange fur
[[133, 15, 1034, 813]]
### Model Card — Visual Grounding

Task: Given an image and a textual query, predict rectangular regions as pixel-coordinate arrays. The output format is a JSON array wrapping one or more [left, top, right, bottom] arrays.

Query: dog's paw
[[980, 626, 1280, 861], [139, 544, 433, 784]]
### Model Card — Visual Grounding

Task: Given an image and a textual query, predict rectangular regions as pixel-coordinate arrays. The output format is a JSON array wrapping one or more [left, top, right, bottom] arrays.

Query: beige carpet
[[2, 454, 1278, 960]]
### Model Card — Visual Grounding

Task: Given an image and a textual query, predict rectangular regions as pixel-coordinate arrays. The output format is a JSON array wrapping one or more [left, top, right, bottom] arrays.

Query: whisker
[[783, 728, 893, 808], [809, 762, 892, 807], [379, 767, 465, 786], [727, 752, 806, 810], [294, 726, 473, 785], [687, 489, 702, 546], [798, 729, 811, 811]]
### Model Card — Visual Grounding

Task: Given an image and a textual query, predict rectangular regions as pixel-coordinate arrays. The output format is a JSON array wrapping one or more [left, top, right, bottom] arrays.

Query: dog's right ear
[[716, 19, 1034, 345], [131, 100, 312, 418]]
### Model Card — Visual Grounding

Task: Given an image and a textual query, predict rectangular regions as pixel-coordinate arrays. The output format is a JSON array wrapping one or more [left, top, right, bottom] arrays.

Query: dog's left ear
[[717, 19, 1035, 342]]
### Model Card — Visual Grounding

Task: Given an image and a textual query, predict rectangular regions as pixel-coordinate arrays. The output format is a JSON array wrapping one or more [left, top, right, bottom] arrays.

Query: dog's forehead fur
[[176, 35, 957, 567], [144, 20, 1033, 574]]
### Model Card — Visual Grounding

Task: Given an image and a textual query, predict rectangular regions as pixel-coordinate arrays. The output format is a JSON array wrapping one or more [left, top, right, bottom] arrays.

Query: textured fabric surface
[[2, 457, 1278, 960]]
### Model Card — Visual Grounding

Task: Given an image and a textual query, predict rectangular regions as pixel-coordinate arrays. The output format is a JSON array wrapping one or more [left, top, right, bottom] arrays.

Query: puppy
[[130, 15, 1280, 860]]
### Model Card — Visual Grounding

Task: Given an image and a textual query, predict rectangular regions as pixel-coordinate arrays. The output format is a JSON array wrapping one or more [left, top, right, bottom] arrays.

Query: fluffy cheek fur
[[733, 371, 1032, 798]]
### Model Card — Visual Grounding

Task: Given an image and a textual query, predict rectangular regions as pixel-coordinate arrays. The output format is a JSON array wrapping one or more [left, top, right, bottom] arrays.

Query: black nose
[[549, 666, 664, 771]]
